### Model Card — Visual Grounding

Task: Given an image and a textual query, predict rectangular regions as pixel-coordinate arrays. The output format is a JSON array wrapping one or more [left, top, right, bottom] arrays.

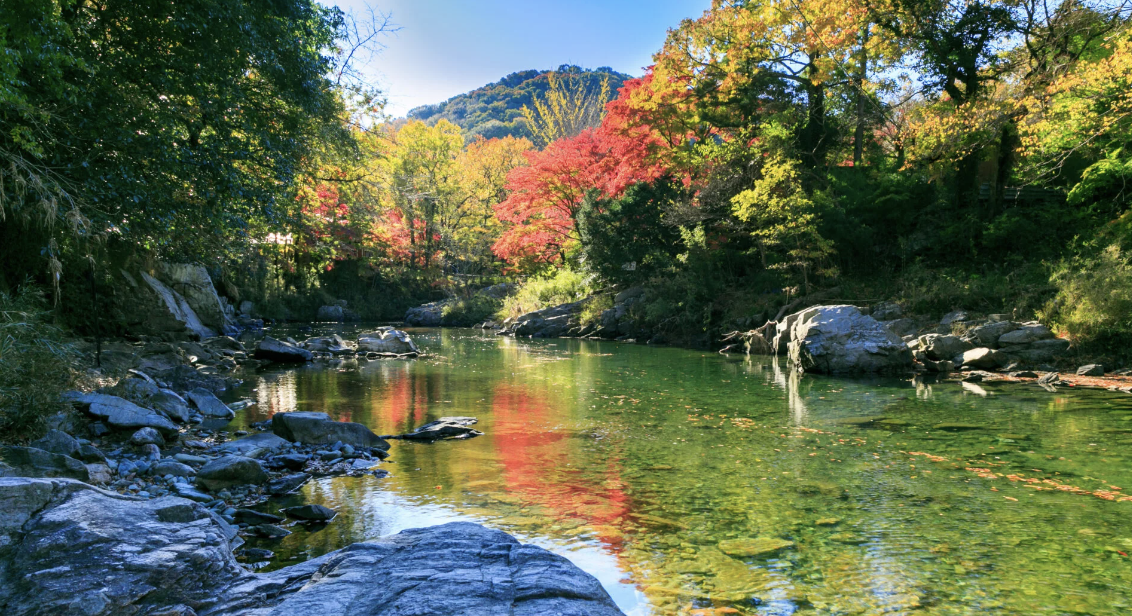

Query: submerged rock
[[395, 416, 483, 441], [786, 305, 912, 374], [272, 411, 390, 450], [218, 432, 289, 457], [283, 503, 337, 521], [718, 537, 795, 558]]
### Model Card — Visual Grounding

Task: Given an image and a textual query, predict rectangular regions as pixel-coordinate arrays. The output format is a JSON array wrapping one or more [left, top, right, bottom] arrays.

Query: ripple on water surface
[[228, 327, 1132, 616]]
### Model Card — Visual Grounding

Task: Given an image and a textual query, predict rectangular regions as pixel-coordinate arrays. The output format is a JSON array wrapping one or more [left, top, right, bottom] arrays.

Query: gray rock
[[212, 522, 625, 616], [316, 304, 345, 322], [84, 463, 113, 484], [396, 416, 483, 441], [174, 453, 209, 464], [1078, 364, 1105, 377], [172, 482, 213, 503], [961, 347, 1008, 370], [78, 443, 107, 463], [254, 337, 313, 363], [151, 460, 196, 477], [152, 389, 194, 423], [138, 270, 218, 339], [274, 453, 310, 470], [156, 262, 232, 333], [74, 393, 179, 435], [131, 427, 166, 446], [786, 305, 913, 374], [283, 504, 337, 521], [1038, 372, 1061, 385], [301, 334, 356, 354], [963, 320, 1018, 347], [141, 443, 162, 460], [917, 334, 974, 361], [0, 446, 90, 481], [29, 429, 81, 459], [196, 456, 268, 491], [870, 302, 903, 321], [272, 412, 390, 450], [404, 301, 445, 326], [186, 388, 235, 419], [940, 310, 969, 326], [0, 478, 241, 614], [267, 473, 311, 495], [218, 432, 289, 457], [356, 329, 419, 354], [998, 323, 1054, 346], [884, 318, 919, 338]]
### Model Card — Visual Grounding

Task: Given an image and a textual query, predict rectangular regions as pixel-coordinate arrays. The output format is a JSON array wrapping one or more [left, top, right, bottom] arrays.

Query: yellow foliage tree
[[521, 72, 611, 147]]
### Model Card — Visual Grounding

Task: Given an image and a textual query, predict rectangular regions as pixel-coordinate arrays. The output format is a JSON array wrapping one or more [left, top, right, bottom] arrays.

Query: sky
[[332, 0, 712, 117]]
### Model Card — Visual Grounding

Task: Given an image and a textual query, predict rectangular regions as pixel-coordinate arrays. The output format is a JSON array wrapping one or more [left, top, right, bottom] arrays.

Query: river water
[[228, 327, 1132, 616]]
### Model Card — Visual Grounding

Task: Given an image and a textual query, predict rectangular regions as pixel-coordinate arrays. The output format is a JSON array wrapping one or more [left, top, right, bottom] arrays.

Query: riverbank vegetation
[[3, 0, 1132, 358]]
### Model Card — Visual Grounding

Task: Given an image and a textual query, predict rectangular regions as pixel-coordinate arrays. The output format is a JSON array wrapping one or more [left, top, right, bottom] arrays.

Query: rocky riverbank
[[0, 477, 624, 616]]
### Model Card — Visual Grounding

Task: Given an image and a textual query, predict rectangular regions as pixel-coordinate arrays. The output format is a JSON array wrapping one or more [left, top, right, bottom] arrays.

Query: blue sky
[[332, 0, 712, 117]]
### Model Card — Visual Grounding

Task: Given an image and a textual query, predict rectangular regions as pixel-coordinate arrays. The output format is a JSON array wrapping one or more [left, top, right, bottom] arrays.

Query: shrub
[[0, 288, 79, 442], [1041, 244, 1132, 354], [497, 267, 595, 320], [441, 294, 502, 326]]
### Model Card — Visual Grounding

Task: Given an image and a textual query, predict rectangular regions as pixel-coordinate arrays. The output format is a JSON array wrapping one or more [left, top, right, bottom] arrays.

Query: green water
[[229, 327, 1132, 616]]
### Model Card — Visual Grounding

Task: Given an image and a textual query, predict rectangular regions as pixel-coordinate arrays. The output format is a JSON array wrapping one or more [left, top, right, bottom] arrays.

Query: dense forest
[[3, 0, 1132, 358]]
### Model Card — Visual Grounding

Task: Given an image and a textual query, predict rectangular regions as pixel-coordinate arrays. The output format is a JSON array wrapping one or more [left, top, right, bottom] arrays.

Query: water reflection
[[231, 328, 1132, 616]]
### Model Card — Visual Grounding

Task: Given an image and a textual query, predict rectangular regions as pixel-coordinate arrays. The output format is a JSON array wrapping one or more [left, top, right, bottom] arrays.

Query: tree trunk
[[853, 28, 870, 168]]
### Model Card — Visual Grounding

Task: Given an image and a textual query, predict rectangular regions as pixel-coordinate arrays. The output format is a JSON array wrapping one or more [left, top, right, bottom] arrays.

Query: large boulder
[[156, 262, 232, 333], [186, 388, 235, 419], [73, 393, 179, 435], [0, 477, 626, 616], [786, 305, 913, 374], [196, 455, 269, 491], [357, 328, 419, 354], [502, 301, 585, 339], [254, 337, 313, 362], [0, 446, 90, 481], [0, 478, 243, 614], [404, 301, 446, 327], [316, 304, 345, 322], [138, 271, 217, 339], [272, 412, 390, 450], [212, 522, 624, 616]]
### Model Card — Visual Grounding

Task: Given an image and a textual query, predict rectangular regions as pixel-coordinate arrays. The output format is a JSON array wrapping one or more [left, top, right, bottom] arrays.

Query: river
[[227, 326, 1132, 615]]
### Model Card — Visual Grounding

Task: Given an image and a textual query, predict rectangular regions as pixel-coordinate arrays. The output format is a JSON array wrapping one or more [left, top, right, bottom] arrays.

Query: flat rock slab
[[283, 504, 337, 521], [395, 416, 483, 441], [272, 412, 390, 450], [74, 393, 178, 435], [186, 388, 235, 419]]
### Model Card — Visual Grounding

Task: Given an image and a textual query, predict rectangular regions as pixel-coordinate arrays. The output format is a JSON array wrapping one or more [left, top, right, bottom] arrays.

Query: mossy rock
[[932, 423, 985, 431]]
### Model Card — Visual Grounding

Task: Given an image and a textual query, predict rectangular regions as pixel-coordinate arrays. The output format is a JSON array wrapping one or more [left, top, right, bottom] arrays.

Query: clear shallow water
[[229, 327, 1132, 616]]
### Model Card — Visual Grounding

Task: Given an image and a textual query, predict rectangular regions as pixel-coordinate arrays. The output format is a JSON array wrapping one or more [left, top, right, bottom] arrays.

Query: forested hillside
[[406, 65, 630, 140]]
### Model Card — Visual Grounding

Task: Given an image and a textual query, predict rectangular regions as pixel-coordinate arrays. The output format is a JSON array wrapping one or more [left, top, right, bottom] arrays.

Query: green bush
[[498, 267, 595, 320], [441, 294, 502, 326], [0, 289, 79, 442], [1041, 244, 1132, 354]]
